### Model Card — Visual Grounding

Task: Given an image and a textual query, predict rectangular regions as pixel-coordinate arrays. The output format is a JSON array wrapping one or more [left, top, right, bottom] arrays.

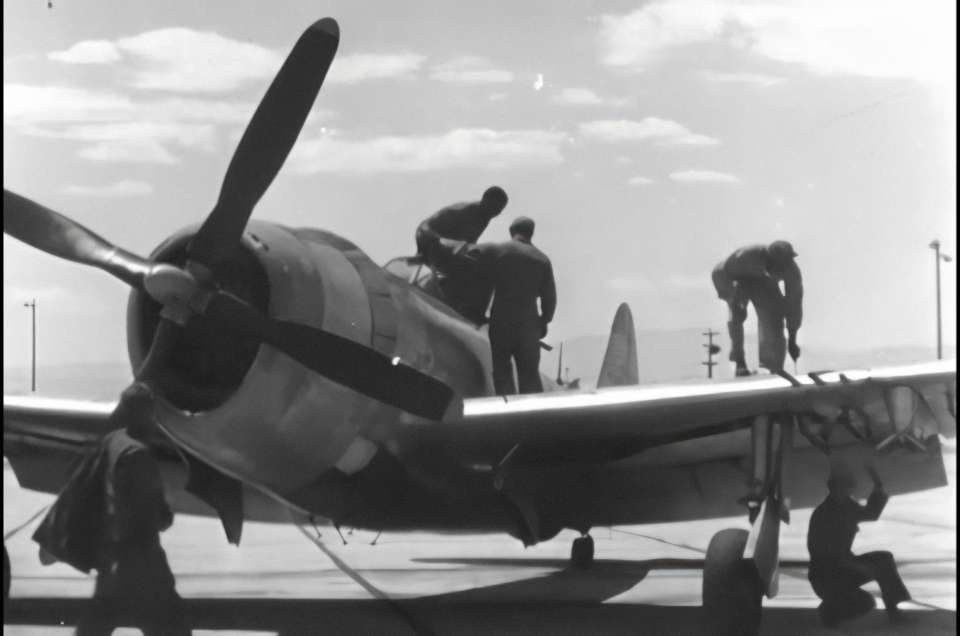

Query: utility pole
[[703, 329, 720, 379], [23, 299, 36, 391], [929, 240, 953, 360], [555, 342, 564, 385]]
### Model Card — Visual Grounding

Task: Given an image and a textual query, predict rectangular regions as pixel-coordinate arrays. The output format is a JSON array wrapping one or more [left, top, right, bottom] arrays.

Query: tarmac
[[3, 441, 955, 635]]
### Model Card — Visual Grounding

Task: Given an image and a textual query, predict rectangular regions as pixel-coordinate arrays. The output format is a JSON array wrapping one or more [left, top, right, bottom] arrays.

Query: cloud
[[628, 176, 655, 186], [65, 180, 154, 196], [4, 83, 264, 163], [600, 0, 954, 86], [48, 40, 121, 64], [604, 277, 654, 291], [4, 84, 132, 124], [327, 53, 425, 83], [50, 29, 431, 91], [429, 57, 513, 83], [698, 71, 786, 87], [115, 28, 284, 92], [290, 128, 565, 173], [553, 88, 603, 105], [580, 118, 719, 145], [670, 170, 740, 183]]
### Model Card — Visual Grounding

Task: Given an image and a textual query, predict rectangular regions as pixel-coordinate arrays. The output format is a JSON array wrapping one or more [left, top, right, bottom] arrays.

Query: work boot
[[735, 366, 752, 377]]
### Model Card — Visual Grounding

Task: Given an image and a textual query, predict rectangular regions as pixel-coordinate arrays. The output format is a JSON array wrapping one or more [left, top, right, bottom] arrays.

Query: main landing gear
[[570, 534, 594, 568], [702, 528, 763, 636]]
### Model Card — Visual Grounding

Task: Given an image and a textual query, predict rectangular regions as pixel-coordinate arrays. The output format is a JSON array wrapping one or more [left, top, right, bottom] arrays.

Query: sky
[[3, 0, 956, 369]]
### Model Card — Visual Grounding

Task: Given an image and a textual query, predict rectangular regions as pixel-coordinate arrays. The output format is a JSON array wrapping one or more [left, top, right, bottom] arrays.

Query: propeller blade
[[188, 18, 340, 269], [4, 189, 153, 290], [205, 291, 456, 421]]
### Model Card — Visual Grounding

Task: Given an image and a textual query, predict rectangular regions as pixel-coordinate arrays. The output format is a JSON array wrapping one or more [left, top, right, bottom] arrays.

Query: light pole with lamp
[[23, 299, 36, 391], [929, 240, 953, 360]]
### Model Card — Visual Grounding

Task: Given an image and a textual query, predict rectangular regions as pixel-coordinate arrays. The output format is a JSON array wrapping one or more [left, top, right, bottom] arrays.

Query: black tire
[[702, 528, 763, 636], [571, 535, 594, 569]]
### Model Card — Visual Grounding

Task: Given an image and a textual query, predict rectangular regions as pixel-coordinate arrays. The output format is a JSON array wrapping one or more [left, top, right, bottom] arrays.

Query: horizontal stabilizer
[[597, 303, 639, 388]]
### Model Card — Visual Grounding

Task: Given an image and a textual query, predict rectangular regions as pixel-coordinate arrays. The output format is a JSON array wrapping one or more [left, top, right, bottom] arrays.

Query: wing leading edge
[[405, 360, 956, 466]]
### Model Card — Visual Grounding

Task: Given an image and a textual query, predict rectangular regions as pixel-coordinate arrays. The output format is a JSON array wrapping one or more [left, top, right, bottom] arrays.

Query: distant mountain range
[[3, 337, 954, 400]]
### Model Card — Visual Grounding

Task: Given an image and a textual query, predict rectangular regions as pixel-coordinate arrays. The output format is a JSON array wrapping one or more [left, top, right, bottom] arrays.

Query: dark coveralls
[[470, 237, 556, 395], [711, 245, 802, 373], [807, 485, 910, 625], [35, 429, 189, 636], [416, 202, 496, 323]]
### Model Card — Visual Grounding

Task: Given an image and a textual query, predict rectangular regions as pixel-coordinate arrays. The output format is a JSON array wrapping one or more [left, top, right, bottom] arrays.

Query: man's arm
[[539, 260, 557, 332], [857, 483, 889, 522], [782, 260, 803, 337]]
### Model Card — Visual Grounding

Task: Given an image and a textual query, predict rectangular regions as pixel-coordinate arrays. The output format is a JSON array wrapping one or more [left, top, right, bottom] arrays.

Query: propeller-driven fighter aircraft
[[4, 17, 957, 636]]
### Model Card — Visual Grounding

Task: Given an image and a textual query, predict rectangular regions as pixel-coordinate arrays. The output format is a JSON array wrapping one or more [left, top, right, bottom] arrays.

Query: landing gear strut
[[571, 534, 594, 568], [4, 542, 10, 602]]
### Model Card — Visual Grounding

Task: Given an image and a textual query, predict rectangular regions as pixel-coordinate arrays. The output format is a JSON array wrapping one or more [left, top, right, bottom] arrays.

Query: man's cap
[[769, 240, 798, 258], [481, 186, 508, 210], [509, 216, 535, 239]]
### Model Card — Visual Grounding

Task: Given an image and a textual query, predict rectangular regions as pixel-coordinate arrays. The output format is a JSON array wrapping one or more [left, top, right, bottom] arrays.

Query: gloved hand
[[788, 339, 800, 361]]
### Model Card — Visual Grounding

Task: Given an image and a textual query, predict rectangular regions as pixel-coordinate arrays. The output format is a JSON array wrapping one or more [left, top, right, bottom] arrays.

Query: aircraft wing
[[3, 396, 119, 494], [404, 360, 956, 467]]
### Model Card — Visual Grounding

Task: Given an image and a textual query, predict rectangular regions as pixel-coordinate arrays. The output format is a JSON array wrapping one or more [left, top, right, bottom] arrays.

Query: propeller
[[3, 190, 154, 291], [3, 18, 457, 422], [204, 291, 456, 421], [187, 17, 339, 271]]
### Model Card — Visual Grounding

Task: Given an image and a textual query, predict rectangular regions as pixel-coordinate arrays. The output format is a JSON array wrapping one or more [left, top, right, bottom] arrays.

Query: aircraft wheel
[[571, 535, 594, 569], [4, 542, 10, 601], [702, 528, 762, 636]]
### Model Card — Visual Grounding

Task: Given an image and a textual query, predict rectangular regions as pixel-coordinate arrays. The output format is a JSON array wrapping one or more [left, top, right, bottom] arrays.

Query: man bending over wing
[[415, 186, 508, 323], [712, 240, 802, 375]]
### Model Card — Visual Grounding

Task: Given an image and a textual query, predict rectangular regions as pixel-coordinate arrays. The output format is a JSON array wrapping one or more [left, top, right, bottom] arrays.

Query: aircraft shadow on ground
[[4, 558, 956, 635]]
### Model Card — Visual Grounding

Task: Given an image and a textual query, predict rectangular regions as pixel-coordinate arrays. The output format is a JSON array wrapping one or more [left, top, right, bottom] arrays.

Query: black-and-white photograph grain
[[3, 1, 956, 634]]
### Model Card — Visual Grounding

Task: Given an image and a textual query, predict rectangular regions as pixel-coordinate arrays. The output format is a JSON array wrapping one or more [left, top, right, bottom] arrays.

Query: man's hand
[[540, 320, 548, 339], [867, 465, 884, 489], [788, 339, 800, 361]]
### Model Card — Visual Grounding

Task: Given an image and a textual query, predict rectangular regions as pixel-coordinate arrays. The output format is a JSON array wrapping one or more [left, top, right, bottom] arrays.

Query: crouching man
[[807, 463, 910, 626]]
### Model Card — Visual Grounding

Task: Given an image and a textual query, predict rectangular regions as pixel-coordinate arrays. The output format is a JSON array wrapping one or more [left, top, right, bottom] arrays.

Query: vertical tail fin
[[597, 303, 639, 388]]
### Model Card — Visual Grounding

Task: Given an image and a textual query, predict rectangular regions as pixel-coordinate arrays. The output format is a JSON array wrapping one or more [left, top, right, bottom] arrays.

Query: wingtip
[[314, 17, 340, 39]]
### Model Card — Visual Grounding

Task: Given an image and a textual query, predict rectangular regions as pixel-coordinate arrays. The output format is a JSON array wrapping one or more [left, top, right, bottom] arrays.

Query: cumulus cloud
[[429, 57, 513, 83], [327, 53, 425, 83], [670, 170, 740, 183], [4, 83, 267, 163], [66, 180, 154, 196], [604, 277, 654, 291], [48, 40, 121, 64], [116, 28, 284, 92], [290, 128, 564, 173], [580, 118, 719, 145], [49, 29, 431, 91], [698, 71, 786, 87], [600, 0, 954, 86], [553, 88, 603, 105], [628, 176, 655, 186]]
